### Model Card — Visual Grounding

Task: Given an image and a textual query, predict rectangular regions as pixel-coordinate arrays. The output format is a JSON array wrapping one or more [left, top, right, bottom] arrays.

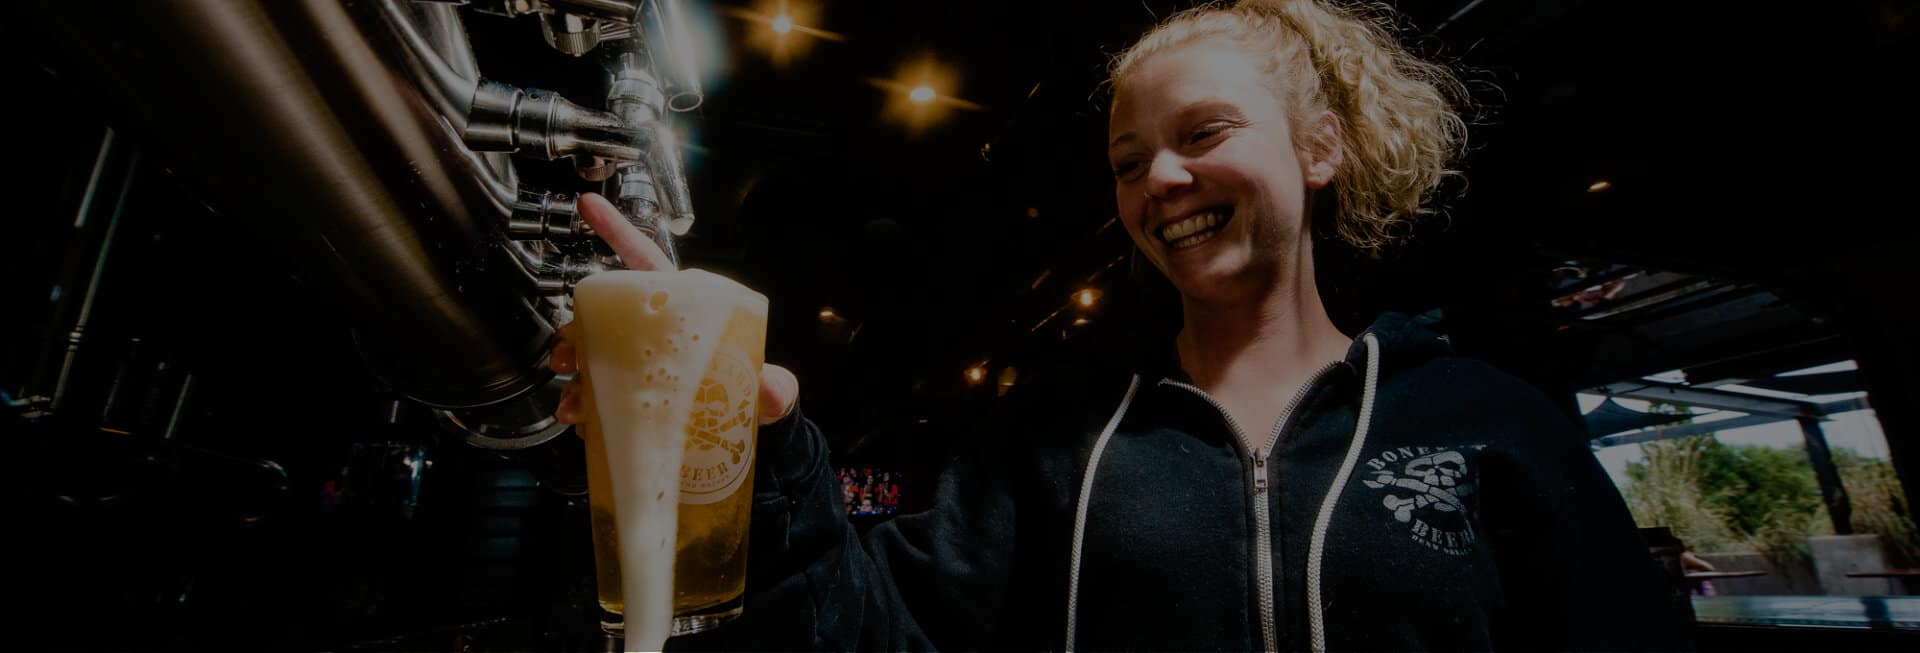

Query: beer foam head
[[574, 270, 765, 413], [577, 269, 767, 317]]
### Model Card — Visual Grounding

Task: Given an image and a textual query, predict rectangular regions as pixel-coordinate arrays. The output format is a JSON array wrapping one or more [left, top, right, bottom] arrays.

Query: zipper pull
[[1253, 456, 1269, 490]]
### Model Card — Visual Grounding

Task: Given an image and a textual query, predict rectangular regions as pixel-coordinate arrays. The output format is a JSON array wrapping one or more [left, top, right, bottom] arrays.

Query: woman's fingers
[[577, 192, 674, 272], [758, 363, 799, 426], [558, 194, 675, 430], [559, 194, 670, 429]]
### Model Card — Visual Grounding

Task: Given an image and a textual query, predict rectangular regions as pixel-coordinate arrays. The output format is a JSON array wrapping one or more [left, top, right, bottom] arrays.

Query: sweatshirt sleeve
[[1481, 399, 1696, 652], [669, 403, 1032, 652]]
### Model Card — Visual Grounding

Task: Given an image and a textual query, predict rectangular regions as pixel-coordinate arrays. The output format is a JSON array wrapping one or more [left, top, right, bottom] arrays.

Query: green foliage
[[1834, 448, 1920, 565], [1623, 433, 1826, 561], [1621, 434, 1743, 553], [1694, 438, 1824, 537], [1618, 405, 1918, 566]]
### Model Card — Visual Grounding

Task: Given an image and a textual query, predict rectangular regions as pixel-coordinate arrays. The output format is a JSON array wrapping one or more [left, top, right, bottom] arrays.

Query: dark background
[[1, 1, 1915, 650]]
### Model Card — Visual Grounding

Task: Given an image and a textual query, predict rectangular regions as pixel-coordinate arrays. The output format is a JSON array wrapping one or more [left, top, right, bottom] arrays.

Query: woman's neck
[[1175, 263, 1350, 393]]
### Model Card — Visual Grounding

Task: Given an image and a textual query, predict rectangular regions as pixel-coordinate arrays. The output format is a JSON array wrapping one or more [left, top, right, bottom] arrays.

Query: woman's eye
[[1187, 127, 1222, 144], [1112, 161, 1142, 179]]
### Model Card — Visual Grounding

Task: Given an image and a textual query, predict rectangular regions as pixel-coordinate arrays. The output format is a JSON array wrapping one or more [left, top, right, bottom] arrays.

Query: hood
[[1342, 312, 1452, 379]]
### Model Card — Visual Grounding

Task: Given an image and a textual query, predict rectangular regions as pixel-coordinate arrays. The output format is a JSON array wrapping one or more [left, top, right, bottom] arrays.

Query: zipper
[[1159, 361, 1339, 652]]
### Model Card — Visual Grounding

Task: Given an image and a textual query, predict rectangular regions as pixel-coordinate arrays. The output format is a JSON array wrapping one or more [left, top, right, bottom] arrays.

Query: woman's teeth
[[1159, 211, 1226, 249], [1169, 229, 1217, 249]]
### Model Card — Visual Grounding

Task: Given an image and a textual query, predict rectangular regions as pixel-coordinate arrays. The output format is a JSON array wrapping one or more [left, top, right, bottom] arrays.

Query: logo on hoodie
[[1360, 445, 1484, 556]]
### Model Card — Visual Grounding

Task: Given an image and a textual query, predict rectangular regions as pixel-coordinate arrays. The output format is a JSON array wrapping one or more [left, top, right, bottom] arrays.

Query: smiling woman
[[682, 1, 1693, 652], [1108, 0, 1468, 260]]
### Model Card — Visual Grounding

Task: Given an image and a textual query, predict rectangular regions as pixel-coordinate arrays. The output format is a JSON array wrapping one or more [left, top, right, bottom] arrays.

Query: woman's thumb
[[758, 363, 799, 425]]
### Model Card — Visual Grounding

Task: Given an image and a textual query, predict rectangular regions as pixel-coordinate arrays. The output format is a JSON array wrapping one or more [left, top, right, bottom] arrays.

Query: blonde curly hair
[[1111, 0, 1469, 255]]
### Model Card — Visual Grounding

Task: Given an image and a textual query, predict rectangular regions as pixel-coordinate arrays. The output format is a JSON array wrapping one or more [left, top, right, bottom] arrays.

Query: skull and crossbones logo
[[688, 366, 752, 465], [1362, 450, 1474, 523]]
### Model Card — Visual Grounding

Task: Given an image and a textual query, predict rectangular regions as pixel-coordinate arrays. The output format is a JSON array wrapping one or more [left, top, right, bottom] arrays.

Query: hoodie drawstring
[[1063, 331, 1381, 652], [1306, 333, 1383, 652], [1064, 374, 1140, 652]]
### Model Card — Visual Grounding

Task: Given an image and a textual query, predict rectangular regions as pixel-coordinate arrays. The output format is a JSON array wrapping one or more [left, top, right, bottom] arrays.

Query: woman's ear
[[1303, 110, 1343, 189]]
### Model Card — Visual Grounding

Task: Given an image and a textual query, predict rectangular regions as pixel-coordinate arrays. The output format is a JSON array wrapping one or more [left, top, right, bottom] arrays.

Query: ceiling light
[[868, 57, 982, 135], [1073, 317, 1090, 326], [1587, 179, 1612, 193], [965, 365, 987, 383], [1075, 288, 1098, 308], [723, 1, 843, 69], [819, 307, 836, 319]]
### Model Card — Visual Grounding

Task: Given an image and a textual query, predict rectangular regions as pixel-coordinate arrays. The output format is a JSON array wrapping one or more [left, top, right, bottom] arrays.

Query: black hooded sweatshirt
[[682, 313, 1692, 651]]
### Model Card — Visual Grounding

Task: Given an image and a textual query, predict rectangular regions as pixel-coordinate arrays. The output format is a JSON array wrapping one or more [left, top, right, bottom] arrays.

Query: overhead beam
[[1591, 412, 1783, 448], [1594, 379, 1824, 419], [1590, 397, 1870, 448], [1738, 370, 1863, 397], [1683, 334, 1850, 386], [1573, 303, 1837, 389]]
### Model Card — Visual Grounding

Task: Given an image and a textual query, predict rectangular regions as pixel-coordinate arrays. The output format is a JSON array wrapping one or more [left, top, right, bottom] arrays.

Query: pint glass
[[574, 269, 766, 649]]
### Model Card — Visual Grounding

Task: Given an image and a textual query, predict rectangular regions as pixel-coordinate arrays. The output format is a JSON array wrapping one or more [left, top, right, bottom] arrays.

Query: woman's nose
[[1143, 151, 1192, 200]]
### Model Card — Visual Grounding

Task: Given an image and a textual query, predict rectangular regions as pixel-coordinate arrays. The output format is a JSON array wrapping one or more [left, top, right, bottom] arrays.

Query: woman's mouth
[[1158, 208, 1232, 250]]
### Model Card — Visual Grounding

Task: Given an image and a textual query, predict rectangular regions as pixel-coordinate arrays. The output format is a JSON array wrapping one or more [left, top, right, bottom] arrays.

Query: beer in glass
[[574, 269, 766, 649]]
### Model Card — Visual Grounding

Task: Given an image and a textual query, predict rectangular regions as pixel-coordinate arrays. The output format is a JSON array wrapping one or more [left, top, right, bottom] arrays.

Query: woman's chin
[[1167, 258, 1255, 303]]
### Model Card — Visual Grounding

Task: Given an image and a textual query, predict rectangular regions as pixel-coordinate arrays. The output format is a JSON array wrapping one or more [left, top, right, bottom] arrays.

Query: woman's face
[[1108, 43, 1337, 303]]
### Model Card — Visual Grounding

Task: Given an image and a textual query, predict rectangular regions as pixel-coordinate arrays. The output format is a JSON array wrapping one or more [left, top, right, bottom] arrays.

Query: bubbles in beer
[[649, 290, 670, 312]]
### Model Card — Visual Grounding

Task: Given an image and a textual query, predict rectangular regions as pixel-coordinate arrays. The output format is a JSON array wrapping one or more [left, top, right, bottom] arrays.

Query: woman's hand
[[549, 192, 800, 426]]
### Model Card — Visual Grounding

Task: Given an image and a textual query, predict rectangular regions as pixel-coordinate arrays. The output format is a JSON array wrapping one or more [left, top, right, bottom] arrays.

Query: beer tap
[[600, 47, 691, 268], [456, 66, 695, 269], [441, 0, 700, 271], [504, 190, 584, 240]]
